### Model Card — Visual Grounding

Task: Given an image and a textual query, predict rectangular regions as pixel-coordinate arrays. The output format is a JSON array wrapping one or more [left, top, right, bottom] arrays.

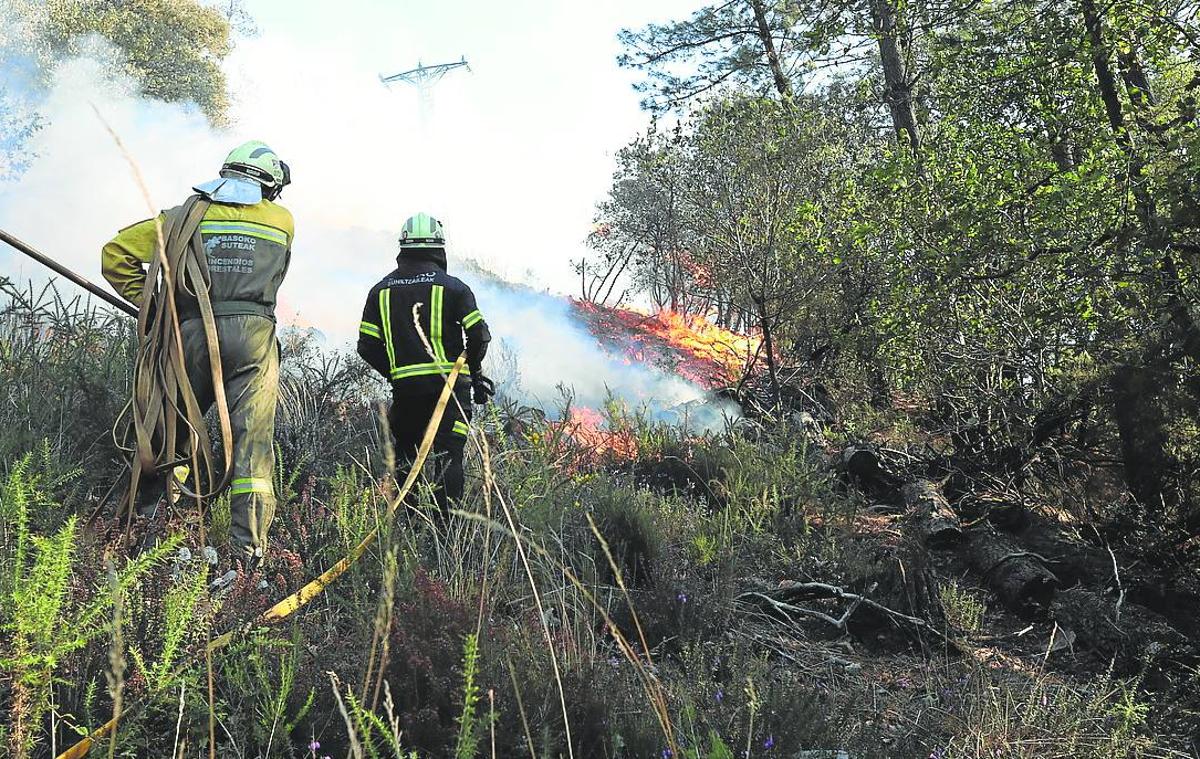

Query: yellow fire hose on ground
[[57, 356, 466, 759], [0, 227, 465, 757]]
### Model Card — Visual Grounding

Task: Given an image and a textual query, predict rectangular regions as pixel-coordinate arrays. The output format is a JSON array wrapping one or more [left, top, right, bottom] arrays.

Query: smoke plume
[[0, 34, 735, 428]]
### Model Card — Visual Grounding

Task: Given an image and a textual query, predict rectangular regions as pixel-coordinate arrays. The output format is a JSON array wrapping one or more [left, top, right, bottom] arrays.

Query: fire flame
[[526, 300, 762, 470], [573, 300, 761, 389], [561, 406, 639, 462]]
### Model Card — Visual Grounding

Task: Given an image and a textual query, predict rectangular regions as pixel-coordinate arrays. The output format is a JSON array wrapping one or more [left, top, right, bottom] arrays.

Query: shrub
[[386, 569, 477, 754]]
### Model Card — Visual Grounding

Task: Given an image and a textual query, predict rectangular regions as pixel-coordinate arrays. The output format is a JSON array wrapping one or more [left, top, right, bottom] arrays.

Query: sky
[[1, 0, 698, 343]]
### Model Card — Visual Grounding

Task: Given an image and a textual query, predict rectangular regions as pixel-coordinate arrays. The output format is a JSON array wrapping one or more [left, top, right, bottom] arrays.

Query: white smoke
[[463, 272, 715, 415], [0, 34, 736, 429]]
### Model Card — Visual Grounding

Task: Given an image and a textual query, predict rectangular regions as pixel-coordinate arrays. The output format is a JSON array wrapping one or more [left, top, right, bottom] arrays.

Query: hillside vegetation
[[0, 269, 1196, 757]]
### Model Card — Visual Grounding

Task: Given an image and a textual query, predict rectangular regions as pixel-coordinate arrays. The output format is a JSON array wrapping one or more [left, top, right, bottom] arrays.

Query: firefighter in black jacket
[[357, 213, 492, 518]]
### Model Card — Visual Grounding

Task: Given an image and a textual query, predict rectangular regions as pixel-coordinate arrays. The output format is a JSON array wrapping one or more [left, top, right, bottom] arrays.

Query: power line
[[380, 57, 470, 124]]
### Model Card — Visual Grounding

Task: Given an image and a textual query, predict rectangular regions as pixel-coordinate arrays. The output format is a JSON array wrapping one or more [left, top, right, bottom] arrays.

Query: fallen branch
[[737, 580, 949, 643]]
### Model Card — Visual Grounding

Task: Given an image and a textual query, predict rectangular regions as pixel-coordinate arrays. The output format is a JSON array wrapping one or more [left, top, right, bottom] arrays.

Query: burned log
[[963, 529, 1058, 613], [840, 446, 963, 548], [957, 490, 1029, 532], [839, 444, 906, 503], [1051, 587, 1194, 673], [901, 481, 963, 548], [1019, 531, 1120, 591]]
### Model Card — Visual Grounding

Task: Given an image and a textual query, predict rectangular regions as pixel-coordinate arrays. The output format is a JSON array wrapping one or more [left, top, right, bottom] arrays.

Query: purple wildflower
[[677, 591, 688, 603], [308, 740, 320, 753], [763, 735, 775, 750], [715, 688, 724, 703]]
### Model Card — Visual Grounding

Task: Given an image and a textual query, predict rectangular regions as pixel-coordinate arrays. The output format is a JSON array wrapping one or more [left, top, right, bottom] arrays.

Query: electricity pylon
[[380, 57, 470, 127]]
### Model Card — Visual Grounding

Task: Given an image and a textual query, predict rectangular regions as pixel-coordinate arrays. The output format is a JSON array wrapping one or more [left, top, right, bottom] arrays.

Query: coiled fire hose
[[119, 196, 235, 517], [4, 210, 235, 516]]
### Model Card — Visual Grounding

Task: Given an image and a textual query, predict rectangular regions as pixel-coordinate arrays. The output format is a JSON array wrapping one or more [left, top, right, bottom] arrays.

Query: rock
[[210, 568, 238, 593], [170, 546, 194, 581]]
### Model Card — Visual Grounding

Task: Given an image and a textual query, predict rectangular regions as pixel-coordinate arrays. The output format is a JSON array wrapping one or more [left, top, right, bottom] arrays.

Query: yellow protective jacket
[[101, 199, 294, 316]]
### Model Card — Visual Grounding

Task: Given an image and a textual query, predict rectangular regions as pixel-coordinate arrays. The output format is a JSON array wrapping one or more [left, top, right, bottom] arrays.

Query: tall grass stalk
[[104, 559, 125, 759], [468, 426, 576, 758]]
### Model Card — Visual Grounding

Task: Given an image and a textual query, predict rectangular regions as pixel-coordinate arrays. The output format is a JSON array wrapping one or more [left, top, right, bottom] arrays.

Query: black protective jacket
[[357, 249, 490, 395]]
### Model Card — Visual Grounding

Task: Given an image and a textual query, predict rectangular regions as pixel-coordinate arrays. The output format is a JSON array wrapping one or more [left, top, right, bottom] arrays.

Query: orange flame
[[561, 406, 639, 462], [574, 300, 761, 388], [640, 309, 758, 381]]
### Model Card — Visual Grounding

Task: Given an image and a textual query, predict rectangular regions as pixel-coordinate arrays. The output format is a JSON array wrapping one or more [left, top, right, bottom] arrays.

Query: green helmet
[[398, 212, 446, 250], [220, 140, 290, 199]]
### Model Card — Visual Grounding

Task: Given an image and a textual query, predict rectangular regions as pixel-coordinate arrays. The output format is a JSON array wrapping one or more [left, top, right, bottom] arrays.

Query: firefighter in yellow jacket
[[101, 141, 293, 567]]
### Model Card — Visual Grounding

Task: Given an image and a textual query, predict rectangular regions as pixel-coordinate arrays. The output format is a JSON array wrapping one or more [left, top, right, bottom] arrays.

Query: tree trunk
[[747, 0, 793, 100], [1081, 0, 1197, 513], [753, 294, 781, 405], [868, 0, 921, 153], [1081, 0, 1128, 147], [1110, 364, 1174, 511], [1115, 42, 1156, 116]]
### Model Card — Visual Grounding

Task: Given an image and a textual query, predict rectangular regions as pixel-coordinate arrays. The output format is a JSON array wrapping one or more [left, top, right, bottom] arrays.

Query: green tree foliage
[[597, 0, 1200, 535], [618, 0, 797, 108], [47, 0, 233, 123], [3, 0, 236, 124]]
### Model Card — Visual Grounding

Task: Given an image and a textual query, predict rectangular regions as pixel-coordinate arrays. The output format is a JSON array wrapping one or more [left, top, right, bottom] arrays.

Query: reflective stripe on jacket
[[357, 252, 491, 395], [101, 198, 294, 315]]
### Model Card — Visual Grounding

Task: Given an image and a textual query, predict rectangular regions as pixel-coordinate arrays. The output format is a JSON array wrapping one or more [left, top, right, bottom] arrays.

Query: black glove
[[472, 374, 496, 405]]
